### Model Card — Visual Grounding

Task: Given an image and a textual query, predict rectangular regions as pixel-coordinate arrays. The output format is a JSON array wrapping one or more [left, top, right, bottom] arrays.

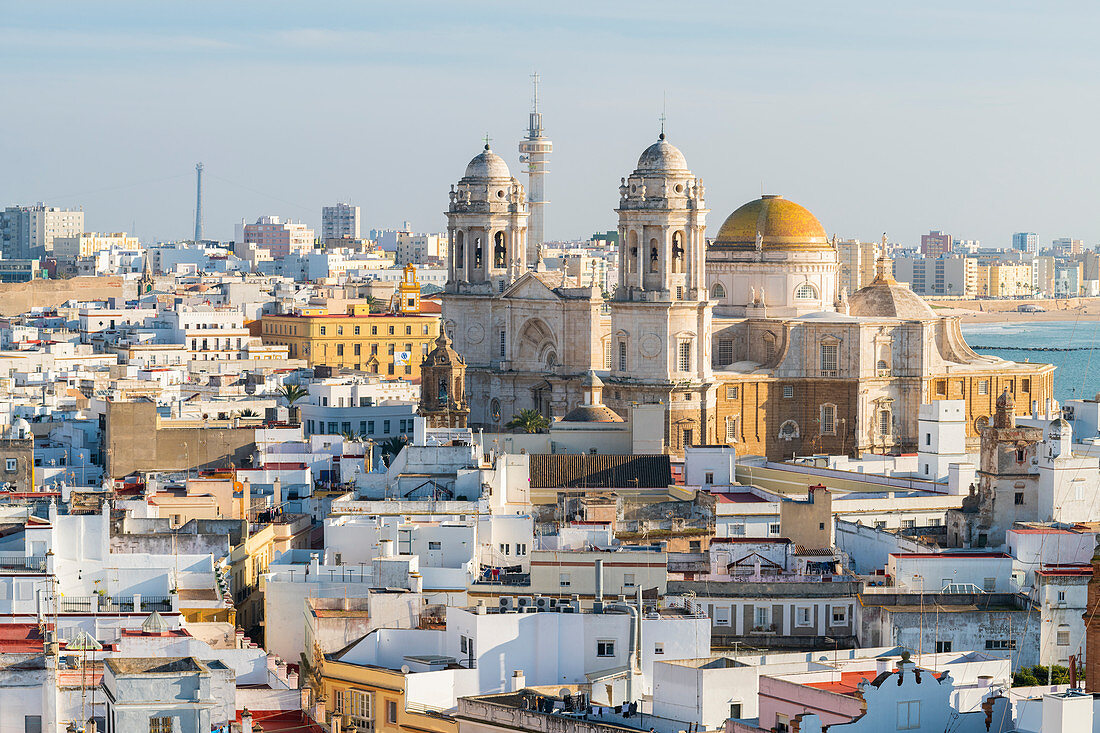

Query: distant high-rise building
[[1012, 232, 1038, 253], [322, 203, 360, 241], [0, 204, 84, 259], [236, 216, 314, 259], [920, 230, 953, 258], [1052, 237, 1083, 256], [836, 239, 880, 293]]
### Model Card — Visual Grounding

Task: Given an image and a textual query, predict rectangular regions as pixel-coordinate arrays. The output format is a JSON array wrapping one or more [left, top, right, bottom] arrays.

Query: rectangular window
[[423, 324, 430, 335], [821, 404, 836, 434], [898, 701, 920, 730], [704, 471, 714, 484], [516, 543, 527, 556], [725, 416, 738, 443], [831, 606, 848, 625], [984, 639, 1017, 650], [1058, 628, 1071, 645], [619, 341, 627, 371], [371, 343, 378, 355], [499, 543, 510, 556], [623, 573, 636, 587], [559, 572, 571, 587], [654, 642, 664, 655], [936, 641, 952, 653], [768, 522, 780, 535], [341, 421, 352, 434], [978, 380, 989, 395], [5, 458, 14, 472], [388, 343, 395, 355], [1022, 378, 1031, 392], [819, 341, 838, 376], [596, 640, 615, 657], [347, 690, 372, 730], [150, 719, 172, 733], [428, 541, 441, 550], [354, 343, 361, 355], [388, 325, 395, 335], [718, 339, 734, 365], [1015, 492, 1024, 505], [383, 419, 391, 433], [372, 325, 378, 335], [725, 384, 739, 399], [676, 285, 683, 300], [754, 606, 769, 629], [796, 606, 812, 626], [604, 339, 612, 369], [879, 409, 891, 436], [500, 330, 506, 358], [320, 326, 326, 335], [354, 326, 360, 335], [783, 385, 794, 399], [337, 325, 344, 335], [678, 341, 691, 371], [367, 420, 375, 435], [983, 577, 996, 592], [936, 380, 946, 396], [730, 703, 742, 720], [337, 344, 344, 356], [388, 700, 398, 724]]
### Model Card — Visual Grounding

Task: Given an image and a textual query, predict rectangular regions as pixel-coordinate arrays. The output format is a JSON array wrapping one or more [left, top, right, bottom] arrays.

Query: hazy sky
[[3, 1, 1099, 247]]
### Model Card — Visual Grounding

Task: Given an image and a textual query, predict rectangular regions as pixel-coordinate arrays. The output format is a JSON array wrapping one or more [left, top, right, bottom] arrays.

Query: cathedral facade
[[441, 138, 1055, 459]]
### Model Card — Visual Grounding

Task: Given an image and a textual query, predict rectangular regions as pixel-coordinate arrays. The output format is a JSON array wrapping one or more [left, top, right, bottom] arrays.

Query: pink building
[[239, 216, 314, 258]]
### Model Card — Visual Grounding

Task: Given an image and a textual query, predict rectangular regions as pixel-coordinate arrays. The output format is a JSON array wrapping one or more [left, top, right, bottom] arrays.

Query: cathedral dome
[[847, 279, 936, 320], [635, 135, 688, 173], [463, 145, 511, 180], [711, 195, 831, 252]]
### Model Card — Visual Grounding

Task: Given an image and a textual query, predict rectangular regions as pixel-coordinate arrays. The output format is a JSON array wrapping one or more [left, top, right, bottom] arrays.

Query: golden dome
[[711, 195, 831, 252]]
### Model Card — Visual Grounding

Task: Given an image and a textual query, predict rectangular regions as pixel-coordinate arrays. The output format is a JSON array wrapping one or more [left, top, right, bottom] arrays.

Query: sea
[[961, 320, 1100, 404]]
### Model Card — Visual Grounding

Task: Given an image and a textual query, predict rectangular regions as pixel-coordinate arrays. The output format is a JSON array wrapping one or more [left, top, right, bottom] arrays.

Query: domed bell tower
[[418, 325, 469, 429], [445, 143, 529, 294], [609, 134, 714, 450]]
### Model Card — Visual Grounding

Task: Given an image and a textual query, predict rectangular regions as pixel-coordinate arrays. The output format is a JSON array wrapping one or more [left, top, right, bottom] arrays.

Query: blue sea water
[[961, 320, 1100, 404]]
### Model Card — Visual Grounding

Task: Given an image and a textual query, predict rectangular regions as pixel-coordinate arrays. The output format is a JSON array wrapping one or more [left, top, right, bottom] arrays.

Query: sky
[[2, 1, 1099, 247]]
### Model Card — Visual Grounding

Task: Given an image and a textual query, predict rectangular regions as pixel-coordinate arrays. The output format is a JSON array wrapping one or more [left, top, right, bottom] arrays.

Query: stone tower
[[609, 135, 714, 449], [418, 326, 469, 429], [445, 143, 529, 293]]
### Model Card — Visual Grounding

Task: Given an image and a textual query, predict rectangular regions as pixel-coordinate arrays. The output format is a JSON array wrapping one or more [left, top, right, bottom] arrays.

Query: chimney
[[241, 708, 254, 733], [511, 670, 526, 691], [876, 657, 890, 677], [594, 558, 604, 610]]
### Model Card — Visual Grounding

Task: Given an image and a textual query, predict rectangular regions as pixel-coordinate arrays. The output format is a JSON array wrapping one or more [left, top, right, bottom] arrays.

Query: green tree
[[364, 295, 384, 314], [378, 436, 408, 466], [276, 383, 309, 407], [505, 409, 549, 434]]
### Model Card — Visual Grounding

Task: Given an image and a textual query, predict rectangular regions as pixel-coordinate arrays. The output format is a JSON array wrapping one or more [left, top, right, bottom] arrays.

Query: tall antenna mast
[[519, 72, 552, 256], [194, 162, 204, 242]]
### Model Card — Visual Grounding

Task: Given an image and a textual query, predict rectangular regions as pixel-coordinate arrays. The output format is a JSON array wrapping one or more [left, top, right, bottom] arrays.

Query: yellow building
[[318, 651, 456, 733], [260, 267, 440, 378], [978, 263, 1033, 298], [228, 513, 313, 636]]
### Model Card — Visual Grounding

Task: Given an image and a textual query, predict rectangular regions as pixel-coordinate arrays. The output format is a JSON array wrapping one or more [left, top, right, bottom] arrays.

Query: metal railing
[[0, 556, 46, 573]]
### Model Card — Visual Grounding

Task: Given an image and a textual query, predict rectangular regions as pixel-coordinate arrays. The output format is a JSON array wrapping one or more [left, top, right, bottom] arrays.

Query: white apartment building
[[300, 376, 419, 438], [322, 203, 361, 241], [395, 232, 447, 266], [0, 204, 84, 258]]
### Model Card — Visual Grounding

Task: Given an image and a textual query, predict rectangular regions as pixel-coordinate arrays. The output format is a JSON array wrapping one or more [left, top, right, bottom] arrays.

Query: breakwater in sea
[[962, 320, 1100, 403]]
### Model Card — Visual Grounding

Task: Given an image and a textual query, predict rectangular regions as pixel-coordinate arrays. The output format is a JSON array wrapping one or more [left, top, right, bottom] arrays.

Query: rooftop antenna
[[194, 163, 204, 242], [659, 92, 667, 139]]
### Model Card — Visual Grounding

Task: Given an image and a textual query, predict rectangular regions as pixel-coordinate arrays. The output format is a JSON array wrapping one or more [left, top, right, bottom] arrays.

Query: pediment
[[501, 272, 564, 301]]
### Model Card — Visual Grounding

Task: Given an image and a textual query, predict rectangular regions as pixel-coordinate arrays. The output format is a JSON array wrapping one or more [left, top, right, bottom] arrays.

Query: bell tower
[[609, 134, 714, 451], [445, 142, 529, 294], [418, 326, 469, 429]]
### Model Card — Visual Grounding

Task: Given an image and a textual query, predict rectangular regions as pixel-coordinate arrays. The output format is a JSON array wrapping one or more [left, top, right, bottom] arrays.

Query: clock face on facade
[[640, 334, 662, 358], [466, 323, 484, 344]]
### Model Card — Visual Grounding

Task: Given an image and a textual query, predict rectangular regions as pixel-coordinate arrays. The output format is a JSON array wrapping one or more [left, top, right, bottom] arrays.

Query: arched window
[[763, 332, 777, 362], [649, 238, 659, 273], [820, 404, 836, 435], [795, 283, 817, 300], [779, 420, 800, 440], [711, 283, 726, 300], [546, 351, 557, 369], [438, 378, 449, 402], [473, 237, 483, 268], [876, 359, 889, 376], [493, 231, 506, 268], [627, 231, 638, 274], [672, 231, 685, 273]]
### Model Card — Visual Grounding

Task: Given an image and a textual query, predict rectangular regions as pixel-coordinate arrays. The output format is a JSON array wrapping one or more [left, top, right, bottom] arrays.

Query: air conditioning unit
[[534, 595, 551, 611], [516, 595, 534, 609], [498, 596, 516, 612]]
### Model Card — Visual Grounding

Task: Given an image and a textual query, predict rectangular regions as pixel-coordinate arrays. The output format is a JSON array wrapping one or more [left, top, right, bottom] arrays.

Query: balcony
[[0, 556, 46, 574]]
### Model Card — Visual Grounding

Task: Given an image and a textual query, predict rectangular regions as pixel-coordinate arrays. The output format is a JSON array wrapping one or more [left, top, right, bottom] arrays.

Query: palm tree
[[276, 383, 309, 424], [238, 409, 259, 418], [364, 295, 383, 314], [378, 436, 408, 467], [505, 409, 549, 434]]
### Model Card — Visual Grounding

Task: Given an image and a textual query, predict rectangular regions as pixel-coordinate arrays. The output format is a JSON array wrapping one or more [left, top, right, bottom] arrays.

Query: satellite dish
[[400, 664, 410, 675]]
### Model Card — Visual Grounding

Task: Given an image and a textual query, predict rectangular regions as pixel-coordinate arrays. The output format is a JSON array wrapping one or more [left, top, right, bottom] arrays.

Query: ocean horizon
[[962, 319, 1100, 404]]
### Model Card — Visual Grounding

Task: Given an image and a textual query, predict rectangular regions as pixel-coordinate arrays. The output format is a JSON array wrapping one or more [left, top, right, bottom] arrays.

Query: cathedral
[[439, 136, 1055, 459]]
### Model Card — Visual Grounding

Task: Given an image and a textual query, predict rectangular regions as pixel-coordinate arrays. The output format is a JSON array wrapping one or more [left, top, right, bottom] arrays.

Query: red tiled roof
[[804, 669, 884, 696], [1036, 565, 1093, 577]]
